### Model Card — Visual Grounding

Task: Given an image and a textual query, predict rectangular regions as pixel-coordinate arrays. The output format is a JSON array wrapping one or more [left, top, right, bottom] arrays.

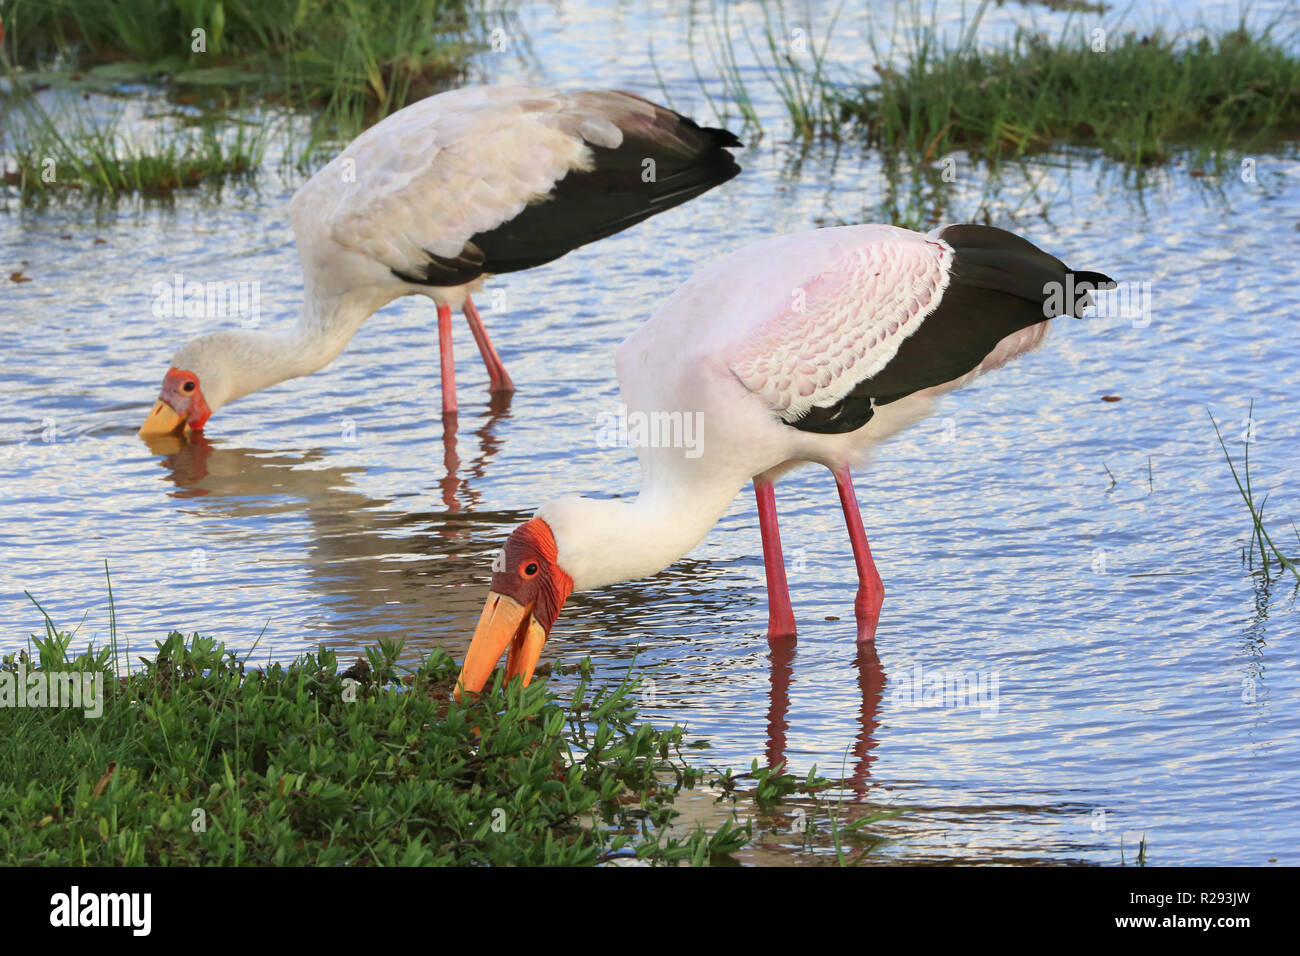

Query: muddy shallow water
[[2, 0, 1298, 863]]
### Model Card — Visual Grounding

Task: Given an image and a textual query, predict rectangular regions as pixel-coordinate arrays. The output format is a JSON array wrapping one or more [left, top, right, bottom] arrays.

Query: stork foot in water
[[436, 304, 458, 419], [755, 478, 798, 641]]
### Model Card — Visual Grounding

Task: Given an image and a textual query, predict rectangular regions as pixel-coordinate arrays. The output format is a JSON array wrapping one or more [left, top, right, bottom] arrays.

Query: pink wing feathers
[[728, 230, 954, 423]]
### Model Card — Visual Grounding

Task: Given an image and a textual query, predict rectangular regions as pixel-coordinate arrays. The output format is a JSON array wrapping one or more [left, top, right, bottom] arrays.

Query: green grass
[[839, 23, 1300, 168], [1, 0, 476, 150], [1, 0, 473, 104], [0, 625, 761, 865], [690, 0, 843, 143], [2, 89, 267, 201], [696, 1, 1300, 169], [2, 573, 916, 865], [1120, 831, 1149, 866], [1209, 404, 1300, 585]]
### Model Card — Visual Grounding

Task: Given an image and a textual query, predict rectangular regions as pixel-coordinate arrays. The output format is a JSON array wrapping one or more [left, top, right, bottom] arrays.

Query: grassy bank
[[1, 625, 759, 865], [0, 0, 480, 194]]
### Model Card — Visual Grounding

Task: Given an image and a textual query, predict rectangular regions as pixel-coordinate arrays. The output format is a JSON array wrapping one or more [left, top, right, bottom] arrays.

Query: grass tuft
[[1, 0, 476, 158], [2, 1, 472, 107], [840, 23, 1300, 168], [1209, 404, 1300, 584], [2, 64, 267, 201]]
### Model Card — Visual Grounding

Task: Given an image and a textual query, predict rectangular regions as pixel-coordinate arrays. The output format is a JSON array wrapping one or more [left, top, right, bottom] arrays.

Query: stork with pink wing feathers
[[454, 223, 1114, 697]]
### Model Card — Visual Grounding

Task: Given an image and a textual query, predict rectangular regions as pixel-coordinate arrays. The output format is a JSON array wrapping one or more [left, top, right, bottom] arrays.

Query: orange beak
[[453, 591, 548, 701], [139, 398, 187, 437]]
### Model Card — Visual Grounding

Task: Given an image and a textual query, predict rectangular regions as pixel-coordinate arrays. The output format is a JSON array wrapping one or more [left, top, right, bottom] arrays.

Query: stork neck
[[223, 288, 386, 403], [543, 466, 747, 592]]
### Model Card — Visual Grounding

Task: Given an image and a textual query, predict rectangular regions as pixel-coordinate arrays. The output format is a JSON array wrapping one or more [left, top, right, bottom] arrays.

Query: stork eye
[[182, 381, 196, 393], [521, 562, 539, 578]]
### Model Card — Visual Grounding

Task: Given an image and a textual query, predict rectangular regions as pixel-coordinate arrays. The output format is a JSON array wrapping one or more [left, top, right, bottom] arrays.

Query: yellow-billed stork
[[139, 86, 742, 438], [453, 223, 1114, 697]]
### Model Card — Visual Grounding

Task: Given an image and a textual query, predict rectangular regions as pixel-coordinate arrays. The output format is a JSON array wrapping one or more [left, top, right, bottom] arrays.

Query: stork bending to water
[[139, 86, 742, 438], [453, 223, 1114, 697]]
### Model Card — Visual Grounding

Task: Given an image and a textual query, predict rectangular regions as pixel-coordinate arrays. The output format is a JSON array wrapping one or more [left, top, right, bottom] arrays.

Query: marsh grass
[[2, 0, 471, 103], [689, 0, 763, 139], [1209, 404, 1300, 585], [842, 21, 1300, 168], [1, 86, 267, 201], [1, 0, 475, 158], [750, 0, 843, 141], [1121, 832, 1149, 866], [696, 1, 1300, 170], [688, 0, 840, 142]]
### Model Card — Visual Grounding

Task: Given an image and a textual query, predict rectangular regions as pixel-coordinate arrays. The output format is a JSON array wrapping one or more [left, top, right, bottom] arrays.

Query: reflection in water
[[765, 639, 794, 774], [852, 643, 887, 794], [138, 397, 518, 653], [148, 391, 513, 515], [764, 638, 888, 798], [439, 392, 513, 513]]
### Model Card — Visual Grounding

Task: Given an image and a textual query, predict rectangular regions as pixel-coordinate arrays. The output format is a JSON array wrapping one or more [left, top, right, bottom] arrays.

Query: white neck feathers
[[211, 285, 394, 407], [538, 468, 747, 593]]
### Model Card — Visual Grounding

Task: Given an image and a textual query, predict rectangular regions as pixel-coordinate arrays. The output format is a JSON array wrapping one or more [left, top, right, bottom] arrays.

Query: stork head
[[138, 337, 239, 438], [454, 517, 575, 701]]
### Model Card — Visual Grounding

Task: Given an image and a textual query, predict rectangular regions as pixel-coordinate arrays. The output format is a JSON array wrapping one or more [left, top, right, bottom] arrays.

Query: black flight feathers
[[392, 110, 742, 287], [790, 224, 1116, 435]]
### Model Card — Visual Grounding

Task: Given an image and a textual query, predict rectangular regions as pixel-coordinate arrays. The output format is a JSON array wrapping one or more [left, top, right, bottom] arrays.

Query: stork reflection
[[138, 394, 515, 652], [439, 391, 513, 513], [764, 637, 887, 799]]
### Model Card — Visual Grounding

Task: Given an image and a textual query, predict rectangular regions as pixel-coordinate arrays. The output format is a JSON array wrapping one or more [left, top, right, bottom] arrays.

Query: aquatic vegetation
[[1, 88, 267, 201], [697, 0, 1300, 168], [1, 0, 472, 123], [838, 22, 1300, 168], [689, 0, 842, 142], [1209, 405, 1300, 585], [1121, 832, 1150, 866]]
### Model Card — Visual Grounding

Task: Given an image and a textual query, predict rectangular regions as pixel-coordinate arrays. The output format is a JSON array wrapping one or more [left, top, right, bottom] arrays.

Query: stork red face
[[454, 518, 574, 701], [139, 369, 211, 438]]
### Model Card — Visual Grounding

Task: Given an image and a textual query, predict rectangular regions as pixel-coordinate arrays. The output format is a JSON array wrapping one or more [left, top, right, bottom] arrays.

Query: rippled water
[[3, 1, 1298, 864]]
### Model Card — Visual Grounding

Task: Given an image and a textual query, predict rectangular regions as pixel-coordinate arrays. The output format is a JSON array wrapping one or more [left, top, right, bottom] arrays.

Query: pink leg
[[755, 478, 797, 641], [463, 295, 514, 394], [834, 467, 884, 643], [437, 302, 457, 418]]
